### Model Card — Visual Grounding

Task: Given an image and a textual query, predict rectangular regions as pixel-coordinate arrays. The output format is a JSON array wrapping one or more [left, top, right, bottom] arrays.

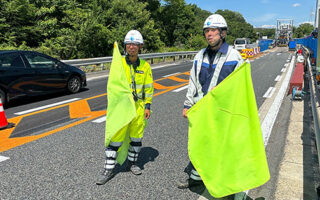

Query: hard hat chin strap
[[209, 28, 224, 48]]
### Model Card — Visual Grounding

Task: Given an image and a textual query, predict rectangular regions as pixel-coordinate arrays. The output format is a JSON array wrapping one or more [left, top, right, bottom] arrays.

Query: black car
[[0, 50, 86, 105]]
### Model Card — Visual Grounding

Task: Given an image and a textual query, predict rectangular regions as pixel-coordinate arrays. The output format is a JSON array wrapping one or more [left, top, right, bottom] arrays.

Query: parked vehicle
[[234, 38, 251, 51], [0, 50, 87, 105]]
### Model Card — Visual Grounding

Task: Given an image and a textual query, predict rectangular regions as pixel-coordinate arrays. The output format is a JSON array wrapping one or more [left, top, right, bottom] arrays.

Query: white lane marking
[[87, 75, 109, 81], [152, 63, 181, 70], [263, 87, 276, 98], [275, 75, 282, 82], [276, 53, 281, 56], [87, 62, 188, 82], [14, 98, 81, 115], [0, 155, 9, 162], [92, 116, 106, 123], [173, 85, 189, 92], [242, 56, 295, 199], [163, 72, 181, 77], [261, 55, 295, 146], [281, 68, 286, 72]]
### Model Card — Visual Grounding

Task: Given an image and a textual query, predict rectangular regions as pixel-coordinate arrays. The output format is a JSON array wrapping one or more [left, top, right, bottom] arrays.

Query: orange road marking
[[69, 100, 92, 118], [0, 70, 190, 152], [155, 71, 190, 82], [153, 82, 171, 90], [167, 76, 189, 83], [0, 109, 105, 152], [183, 71, 190, 75], [153, 82, 188, 97]]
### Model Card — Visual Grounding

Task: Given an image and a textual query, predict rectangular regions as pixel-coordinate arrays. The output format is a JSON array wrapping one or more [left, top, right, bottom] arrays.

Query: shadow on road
[[114, 146, 159, 174]]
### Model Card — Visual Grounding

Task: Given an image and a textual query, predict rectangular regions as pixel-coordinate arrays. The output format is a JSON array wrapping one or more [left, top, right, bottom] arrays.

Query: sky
[[185, 0, 316, 28]]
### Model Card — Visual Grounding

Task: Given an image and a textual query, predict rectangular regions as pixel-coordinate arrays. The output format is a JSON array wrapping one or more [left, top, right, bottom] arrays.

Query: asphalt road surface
[[0, 48, 295, 199]]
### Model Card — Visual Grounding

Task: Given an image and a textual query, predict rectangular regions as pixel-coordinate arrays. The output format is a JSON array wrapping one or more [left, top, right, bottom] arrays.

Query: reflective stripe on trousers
[[190, 169, 202, 181], [128, 137, 142, 162], [104, 147, 118, 171]]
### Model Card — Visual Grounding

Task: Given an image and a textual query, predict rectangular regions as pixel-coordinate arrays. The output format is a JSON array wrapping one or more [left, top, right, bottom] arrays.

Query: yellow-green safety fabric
[[109, 100, 146, 143], [122, 57, 154, 104], [110, 100, 146, 164], [187, 62, 270, 198], [104, 42, 137, 164]]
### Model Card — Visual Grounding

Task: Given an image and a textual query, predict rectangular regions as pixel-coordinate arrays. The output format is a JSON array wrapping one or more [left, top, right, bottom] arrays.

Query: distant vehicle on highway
[[234, 38, 251, 51], [0, 50, 86, 105]]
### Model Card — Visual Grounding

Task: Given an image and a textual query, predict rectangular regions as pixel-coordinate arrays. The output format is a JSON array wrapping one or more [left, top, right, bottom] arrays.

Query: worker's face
[[204, 28, 226, 46], [126, 43, 141, 56]]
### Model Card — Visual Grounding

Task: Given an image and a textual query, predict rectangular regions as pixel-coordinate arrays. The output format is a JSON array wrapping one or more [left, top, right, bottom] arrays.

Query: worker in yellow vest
[[96, 30, 154, 185]]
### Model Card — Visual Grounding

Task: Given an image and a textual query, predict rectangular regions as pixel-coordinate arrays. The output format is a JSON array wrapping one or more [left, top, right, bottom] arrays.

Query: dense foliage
[[0, 0, 314, 59], [254, 28, 276, 40], [293, 23, 314, 38]]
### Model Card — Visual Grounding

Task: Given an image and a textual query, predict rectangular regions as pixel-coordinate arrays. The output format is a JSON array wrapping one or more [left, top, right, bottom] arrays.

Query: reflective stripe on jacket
[[122, 57, 154, 105], [184, 45, 244, 108]]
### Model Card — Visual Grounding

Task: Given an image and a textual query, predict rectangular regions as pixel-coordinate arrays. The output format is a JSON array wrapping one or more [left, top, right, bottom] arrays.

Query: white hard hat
[[203, 14, 228, 30], [124, 30, 144, 44]]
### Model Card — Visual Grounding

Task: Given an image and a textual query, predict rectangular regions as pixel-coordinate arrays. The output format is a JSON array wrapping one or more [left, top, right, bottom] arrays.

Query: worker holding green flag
[[177, 13, 270, 199], [96, 30, 154, 185]]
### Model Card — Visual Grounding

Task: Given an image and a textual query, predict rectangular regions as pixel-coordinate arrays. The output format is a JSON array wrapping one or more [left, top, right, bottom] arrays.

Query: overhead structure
[[275, 19, 293, 47]]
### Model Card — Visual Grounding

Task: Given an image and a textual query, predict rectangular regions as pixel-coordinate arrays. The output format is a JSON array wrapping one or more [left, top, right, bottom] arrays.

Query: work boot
[[96, 169, 115, 185], [128, 161, 142, 175], [177, 178, 204, 189]]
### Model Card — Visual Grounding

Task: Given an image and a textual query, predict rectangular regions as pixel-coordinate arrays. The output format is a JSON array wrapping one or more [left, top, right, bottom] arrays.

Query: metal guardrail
[[305, 47, 320, 185], [61, 51, 198, 67], [303, 46, 320, 199]]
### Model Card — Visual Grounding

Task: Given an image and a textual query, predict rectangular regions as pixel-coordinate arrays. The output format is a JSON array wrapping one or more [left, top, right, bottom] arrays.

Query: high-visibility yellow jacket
[[122, 57, 154, 108]]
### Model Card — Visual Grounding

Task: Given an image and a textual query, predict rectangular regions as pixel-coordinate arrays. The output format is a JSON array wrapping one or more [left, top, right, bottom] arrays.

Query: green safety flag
[[187, 62, 270, 198], [105, 42, 137, 165]]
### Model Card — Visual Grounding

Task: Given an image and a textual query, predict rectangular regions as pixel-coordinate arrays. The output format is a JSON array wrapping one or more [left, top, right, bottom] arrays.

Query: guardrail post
[[151, 58, 154, 64], [163, 56, 165, 62], [173, 56, 175, 62]]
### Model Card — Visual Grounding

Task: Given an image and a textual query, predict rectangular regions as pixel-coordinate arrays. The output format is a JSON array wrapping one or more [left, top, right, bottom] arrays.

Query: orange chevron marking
[[153, 82, 171, 90], [0, 108, 105, 153], [0, 70, 191, 152], [69, 100, 92, 118], [167, 76, 188, 82]]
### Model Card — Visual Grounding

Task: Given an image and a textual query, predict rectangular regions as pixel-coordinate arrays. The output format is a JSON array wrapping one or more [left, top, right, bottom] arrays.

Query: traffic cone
[[0, 99, 14, 130]]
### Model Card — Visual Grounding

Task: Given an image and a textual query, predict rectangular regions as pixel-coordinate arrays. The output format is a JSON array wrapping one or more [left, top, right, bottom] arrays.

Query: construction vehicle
[[275, 19, 293, 47]]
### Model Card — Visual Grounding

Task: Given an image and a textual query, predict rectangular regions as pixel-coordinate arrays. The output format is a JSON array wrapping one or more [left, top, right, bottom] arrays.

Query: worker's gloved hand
[[145, 109, 151, 119]]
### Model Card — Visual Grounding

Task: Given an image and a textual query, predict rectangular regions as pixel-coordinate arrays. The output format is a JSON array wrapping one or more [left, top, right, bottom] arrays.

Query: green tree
[[215, 9, 257, 45], [0, 0, 263, 59], [255, 28, 275, 39], [293, 23, 314, 38], [0, 0, 38, 47]]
